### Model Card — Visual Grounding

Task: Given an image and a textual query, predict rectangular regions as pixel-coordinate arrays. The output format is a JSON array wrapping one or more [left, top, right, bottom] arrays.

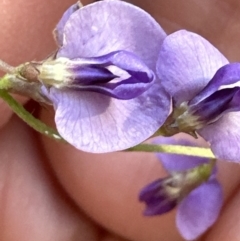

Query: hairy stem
[[0, 89, 64, 141], [0, 59, 15, 73]]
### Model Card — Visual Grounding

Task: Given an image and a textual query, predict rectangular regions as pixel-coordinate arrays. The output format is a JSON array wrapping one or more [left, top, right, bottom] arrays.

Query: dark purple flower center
[[187, 63, 240, 126], [38, 50, 155, 100], [139, 163, 212, 216], [162, 63, 240, 135], [71, 65, 118, 85], [189, 87, 240, 124], [139, 178, 178, 216]]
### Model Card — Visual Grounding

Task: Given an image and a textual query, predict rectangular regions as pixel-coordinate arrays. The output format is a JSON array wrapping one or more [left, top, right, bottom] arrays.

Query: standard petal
[[43, 86, 170, 153], [157, 30, 228, 106], [45, 0, 170, 152], [176, 180, 223, 240], [57, 0, 166, 72], [53, 1, 81, 46], [153, 136, 209, 172], [198, 112, 240, 162]]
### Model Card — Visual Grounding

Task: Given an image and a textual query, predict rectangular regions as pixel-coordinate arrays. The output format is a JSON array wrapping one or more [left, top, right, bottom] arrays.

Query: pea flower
[[157, 30, 240, 162], [38, 0, 170, 153], [139, 136, 223, 240]]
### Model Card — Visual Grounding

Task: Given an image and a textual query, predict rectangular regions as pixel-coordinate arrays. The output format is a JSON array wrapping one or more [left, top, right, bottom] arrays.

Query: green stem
[[0, 88, 216, 157], [0, 89, 63, 141], [127, 144, 215, 158]]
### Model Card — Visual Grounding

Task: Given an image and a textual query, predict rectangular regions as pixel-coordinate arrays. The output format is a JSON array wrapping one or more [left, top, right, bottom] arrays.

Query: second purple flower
[[157, 30, 240, 162], [140, 136, 223, 240]]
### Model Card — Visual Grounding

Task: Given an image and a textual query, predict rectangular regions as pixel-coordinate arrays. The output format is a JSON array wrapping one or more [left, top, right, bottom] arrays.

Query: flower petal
[[153, 136, 209, 172], [176, 180, 223, 240], [198, 112, 240, 162], [43, 86, 170, 153], [190, 63, 240, 106], [53, 1, 81, 46], [156, 30, 228, 106], [57, 0, 166, 72]]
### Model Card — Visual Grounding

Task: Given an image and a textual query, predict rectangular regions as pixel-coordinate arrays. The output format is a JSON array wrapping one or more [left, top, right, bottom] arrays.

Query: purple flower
[[157, 30, 240, 162], [139, 136, 223, 240], [40, 0, 170, 153]]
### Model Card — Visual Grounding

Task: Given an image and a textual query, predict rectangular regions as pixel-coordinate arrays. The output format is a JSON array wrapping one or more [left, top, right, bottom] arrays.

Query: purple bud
[[139, 178, 178, 215], [140, 163, 212, 216]]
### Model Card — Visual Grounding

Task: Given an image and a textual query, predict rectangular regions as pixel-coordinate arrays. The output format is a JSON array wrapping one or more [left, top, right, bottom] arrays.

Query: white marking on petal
[[218, 80, 240, 90]]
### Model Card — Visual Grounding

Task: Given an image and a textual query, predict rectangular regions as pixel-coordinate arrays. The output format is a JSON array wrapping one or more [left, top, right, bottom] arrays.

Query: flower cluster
[[1, 0, 240, 239], [6, 0, 238, 162], [30, 0, 240, 162]]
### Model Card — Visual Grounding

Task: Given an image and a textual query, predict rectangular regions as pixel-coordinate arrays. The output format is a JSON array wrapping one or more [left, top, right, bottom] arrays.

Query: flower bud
[[139, 162, 212, 216]]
